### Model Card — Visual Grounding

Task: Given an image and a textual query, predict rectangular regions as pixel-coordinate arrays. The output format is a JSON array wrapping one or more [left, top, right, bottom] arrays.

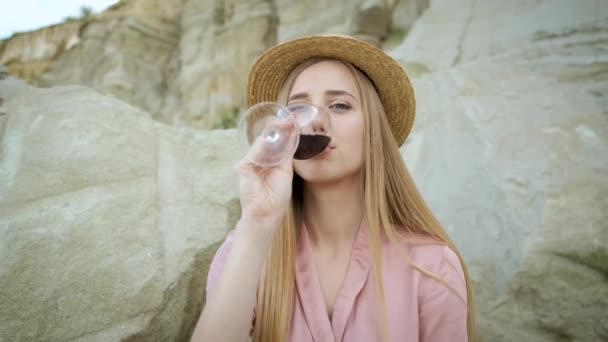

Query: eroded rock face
[[160, 0, 279, 129], [164, 0, 406, 129], [0, 22, 82, 82], [0, 0, 606, 341], [38, 0, 183, 124], [0, 0, 422, 130], [402, 59, 608, 341], [396, 0, 608, 340], [0, 77, 242, 341], [275, 0, 392, 44]]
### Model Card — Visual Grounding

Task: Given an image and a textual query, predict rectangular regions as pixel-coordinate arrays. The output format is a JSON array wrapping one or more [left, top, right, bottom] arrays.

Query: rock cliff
[[1, 0, 606, 341], [0, 0, 430, 129]]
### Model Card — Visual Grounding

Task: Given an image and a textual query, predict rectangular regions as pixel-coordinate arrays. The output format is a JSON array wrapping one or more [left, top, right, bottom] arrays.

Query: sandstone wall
[[0, 76, 242, 341], [164, 0, 414, 129], [0, 22, 82, 81], [0, 0, 606, 341], [38, 0, 184, 123], [0, 0, 430, 129], [395, 1, 608, 339]]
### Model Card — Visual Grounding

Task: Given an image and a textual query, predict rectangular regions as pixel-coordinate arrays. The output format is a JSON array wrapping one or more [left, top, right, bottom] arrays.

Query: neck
[[302, 172, 365, 251]]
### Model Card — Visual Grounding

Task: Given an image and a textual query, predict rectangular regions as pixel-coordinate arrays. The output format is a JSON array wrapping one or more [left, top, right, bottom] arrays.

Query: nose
[[311, 108, 329, 134]]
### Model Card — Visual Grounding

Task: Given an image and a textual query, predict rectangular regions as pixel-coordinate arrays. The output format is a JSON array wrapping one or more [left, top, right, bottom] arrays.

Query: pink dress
[[206, 218, 469, 341]]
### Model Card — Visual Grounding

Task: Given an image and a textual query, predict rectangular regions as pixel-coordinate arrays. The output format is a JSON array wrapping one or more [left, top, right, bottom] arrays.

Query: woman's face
[[288, 60, 365, 184]]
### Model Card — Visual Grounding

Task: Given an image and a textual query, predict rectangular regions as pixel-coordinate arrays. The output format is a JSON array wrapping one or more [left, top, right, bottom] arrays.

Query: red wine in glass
[[294, 134, 331, 159], [238, 102, 333, 166]]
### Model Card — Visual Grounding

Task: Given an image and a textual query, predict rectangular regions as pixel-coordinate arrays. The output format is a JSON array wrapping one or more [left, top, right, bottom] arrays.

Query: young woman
[[192, 34, 475, 342]]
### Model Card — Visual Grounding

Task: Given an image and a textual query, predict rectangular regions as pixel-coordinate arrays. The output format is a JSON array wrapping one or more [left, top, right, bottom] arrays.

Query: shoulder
[[389, 233, 469, 340], [386, 230, 467, 300], [387, 231, 455, 265]]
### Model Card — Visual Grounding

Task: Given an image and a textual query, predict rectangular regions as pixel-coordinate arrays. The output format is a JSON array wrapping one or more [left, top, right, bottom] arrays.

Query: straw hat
[[246, 34, 416, 146]]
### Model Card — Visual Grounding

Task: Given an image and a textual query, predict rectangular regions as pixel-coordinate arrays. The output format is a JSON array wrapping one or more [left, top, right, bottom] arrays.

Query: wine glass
[[237, 102, 332, 167]]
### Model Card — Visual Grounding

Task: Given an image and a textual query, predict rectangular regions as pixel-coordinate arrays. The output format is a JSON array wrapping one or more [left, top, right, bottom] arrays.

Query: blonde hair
[[251, 58, 476, 341]]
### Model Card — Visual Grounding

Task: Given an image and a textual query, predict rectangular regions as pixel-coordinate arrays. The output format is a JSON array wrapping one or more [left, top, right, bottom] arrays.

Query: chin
[[294, 163, 362, 185]]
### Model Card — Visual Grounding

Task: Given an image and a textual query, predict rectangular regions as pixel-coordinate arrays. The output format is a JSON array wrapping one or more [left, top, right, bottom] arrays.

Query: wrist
[[235, 216, 282, 245]]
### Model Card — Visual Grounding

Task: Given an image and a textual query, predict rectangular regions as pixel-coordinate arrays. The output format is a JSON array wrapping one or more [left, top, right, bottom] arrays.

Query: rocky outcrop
[[396, 0, 608, 340], [405, 59, 608, 341], [0, 0, 606, 341], [276, 0, 395, 45], [0, 0, 428, 129], [392, 0, 608, 102], [0, 22, 82, 81], [38, 0, 184, 124], [164, 0, 413, 129], [0, 77, 242, 341], [160, 0, 278, 129]]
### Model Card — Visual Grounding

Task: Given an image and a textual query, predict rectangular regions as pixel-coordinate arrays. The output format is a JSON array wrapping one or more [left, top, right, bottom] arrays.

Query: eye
[[288, 102, 311, 113], [329, 102, 351, 112], [287, 102, 317, 125]]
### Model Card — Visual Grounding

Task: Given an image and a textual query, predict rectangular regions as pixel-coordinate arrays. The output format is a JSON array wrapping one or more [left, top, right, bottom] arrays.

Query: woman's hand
[[235, 119, 297, 236]]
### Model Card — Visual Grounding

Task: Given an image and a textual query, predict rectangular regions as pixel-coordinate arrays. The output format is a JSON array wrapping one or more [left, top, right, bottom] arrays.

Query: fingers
[[276, 122, 298, 172], [243, 117, 297, 167]]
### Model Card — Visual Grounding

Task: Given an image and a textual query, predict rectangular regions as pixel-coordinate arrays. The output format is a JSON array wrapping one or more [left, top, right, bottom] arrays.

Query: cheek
[[333, 115, 365, 167], [335, 113, 365, 147]]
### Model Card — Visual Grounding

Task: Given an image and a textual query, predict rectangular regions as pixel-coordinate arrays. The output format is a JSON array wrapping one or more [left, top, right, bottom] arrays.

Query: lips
[[328, 139, 336, 150], [323, 144, 335, 154]]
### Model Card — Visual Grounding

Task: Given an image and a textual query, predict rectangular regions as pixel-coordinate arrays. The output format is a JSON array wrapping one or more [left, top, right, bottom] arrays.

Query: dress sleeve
[[205, 230, 256, 336], [418, 245, 468, 342]]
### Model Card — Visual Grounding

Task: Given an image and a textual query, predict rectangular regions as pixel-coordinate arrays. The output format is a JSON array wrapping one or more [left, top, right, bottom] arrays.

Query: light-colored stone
[[0, 65, 7, 80], [0, 0, 606, 341], [401, 58, 608, 340], [391, 0, 428, 33], [385, 0, 429, 49], [396, 1, 608, 340], [276, 0, 394, 45], [38, 0, 183, 122], [0, 22, 82, 82], [164, 0, 421, 129], [0, 77, 243, 341], [160, 0, 278, 129], [392, 0, 607, 76], [0, 0, 429, 130]]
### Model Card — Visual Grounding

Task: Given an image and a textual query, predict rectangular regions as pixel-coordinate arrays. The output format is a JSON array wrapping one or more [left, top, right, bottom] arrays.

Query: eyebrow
[[288, 90, 358, 102]]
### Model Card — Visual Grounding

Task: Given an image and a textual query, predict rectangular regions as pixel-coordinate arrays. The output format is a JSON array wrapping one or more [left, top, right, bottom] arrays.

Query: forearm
[[191, 219, 275, 342]]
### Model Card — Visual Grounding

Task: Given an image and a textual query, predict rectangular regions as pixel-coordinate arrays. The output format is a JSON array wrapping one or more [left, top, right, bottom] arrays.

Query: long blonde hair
[[251, 58, 476, 341]]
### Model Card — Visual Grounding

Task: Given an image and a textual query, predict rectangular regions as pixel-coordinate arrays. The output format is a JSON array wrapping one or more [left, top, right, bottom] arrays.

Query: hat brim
[[247, 34, 415, 146]]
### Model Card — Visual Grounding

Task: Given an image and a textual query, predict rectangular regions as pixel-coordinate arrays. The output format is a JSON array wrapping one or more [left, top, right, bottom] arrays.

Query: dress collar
[[295, 216, 372, 341]]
